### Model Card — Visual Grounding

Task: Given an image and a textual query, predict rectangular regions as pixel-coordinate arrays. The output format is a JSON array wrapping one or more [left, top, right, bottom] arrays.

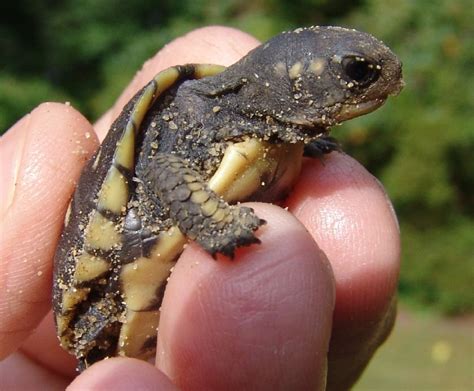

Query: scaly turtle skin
[[53, 26, 403, 371]]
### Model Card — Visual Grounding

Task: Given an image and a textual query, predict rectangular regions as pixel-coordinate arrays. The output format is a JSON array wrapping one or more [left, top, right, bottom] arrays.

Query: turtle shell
[[53, 64, 303, 371]]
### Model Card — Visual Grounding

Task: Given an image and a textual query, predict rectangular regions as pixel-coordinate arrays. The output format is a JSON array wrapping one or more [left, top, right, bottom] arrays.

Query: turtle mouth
[[336, 77, 405, 122], [336, 98, 386, 121]]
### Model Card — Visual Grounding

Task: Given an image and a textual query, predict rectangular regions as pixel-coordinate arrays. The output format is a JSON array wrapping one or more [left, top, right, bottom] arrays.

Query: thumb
[[0, 103, 97, 359]]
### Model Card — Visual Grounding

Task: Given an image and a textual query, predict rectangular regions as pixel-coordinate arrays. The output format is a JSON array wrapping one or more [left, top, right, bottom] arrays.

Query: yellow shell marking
[[152, 67, 181, 96], [73, 253, 110, 283], [57, 287, 91, 346], [84, 211, 121, 250], [97, 166, 129, 214], [56, 313, 73, 341], [118, 310, 161, 359], [114, 125, 135, 170], [121, 227, 186, 311], [62, 287, 91, 312], [121, 256, 177, 311], [193, 64, 226, 79]]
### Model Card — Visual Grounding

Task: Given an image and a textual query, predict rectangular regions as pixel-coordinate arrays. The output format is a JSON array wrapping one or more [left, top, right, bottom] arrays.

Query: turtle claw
[[197, 207, 265, 259]]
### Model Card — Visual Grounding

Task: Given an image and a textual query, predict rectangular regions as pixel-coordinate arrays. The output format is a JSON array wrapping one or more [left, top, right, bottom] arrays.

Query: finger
[[157, 204, 335, 391], [0, 352, 69, 390], [68, 358, 179, 391], [94, 26, 260, 140], [0, 103, 98, 360], [21, 311, 77, 378], [286, 153, 400, 389]]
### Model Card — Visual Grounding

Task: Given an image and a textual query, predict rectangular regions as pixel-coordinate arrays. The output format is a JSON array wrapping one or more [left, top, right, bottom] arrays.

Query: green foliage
[[1, 0, 472, 314], [399, 219, 474, 315]]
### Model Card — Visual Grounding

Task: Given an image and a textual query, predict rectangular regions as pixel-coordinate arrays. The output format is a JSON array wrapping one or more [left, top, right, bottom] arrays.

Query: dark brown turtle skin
[[53, 26, 403, 371]]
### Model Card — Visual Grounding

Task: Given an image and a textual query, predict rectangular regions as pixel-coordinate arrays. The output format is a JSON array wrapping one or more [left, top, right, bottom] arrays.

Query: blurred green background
[[2, 0, 473, 389]]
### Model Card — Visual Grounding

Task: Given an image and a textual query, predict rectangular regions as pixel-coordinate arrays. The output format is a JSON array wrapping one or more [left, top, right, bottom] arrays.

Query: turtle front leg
[[141, 153, 265, 257], [303, 135, 341, 158]]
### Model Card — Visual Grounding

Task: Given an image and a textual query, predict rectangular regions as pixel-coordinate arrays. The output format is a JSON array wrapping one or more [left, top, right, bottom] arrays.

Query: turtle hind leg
[[140, 153, 265, 258]]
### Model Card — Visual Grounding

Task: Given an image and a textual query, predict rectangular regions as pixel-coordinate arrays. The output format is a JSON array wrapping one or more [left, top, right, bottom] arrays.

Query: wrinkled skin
[[0, 27, 400, 390]]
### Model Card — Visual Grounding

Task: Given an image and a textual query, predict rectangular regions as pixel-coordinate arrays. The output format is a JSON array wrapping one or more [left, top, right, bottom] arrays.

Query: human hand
[[0, 26, 400, 390]]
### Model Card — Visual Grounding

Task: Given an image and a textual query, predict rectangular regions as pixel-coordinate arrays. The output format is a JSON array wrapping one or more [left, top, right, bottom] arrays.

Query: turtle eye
[[341, 56, 380, 87]]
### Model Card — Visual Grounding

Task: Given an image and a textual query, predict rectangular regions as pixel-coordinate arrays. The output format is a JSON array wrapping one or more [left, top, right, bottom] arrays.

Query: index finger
[[287, 154, 400, 389]]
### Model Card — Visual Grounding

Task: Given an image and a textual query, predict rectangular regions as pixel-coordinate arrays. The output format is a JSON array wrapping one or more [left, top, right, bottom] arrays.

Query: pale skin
[[0, 27, 400, 390]]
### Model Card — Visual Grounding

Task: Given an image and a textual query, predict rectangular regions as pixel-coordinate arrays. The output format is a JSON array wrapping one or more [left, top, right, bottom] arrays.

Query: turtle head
[[230, 26, 404, 131]]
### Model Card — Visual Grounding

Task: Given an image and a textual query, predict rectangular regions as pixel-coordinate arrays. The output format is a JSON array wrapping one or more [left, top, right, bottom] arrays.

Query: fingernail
[[0, 115, 29, 218]]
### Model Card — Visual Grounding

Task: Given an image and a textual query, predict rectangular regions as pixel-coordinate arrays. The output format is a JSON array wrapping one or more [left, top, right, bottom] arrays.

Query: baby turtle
[[53, 26, 403, 371]]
